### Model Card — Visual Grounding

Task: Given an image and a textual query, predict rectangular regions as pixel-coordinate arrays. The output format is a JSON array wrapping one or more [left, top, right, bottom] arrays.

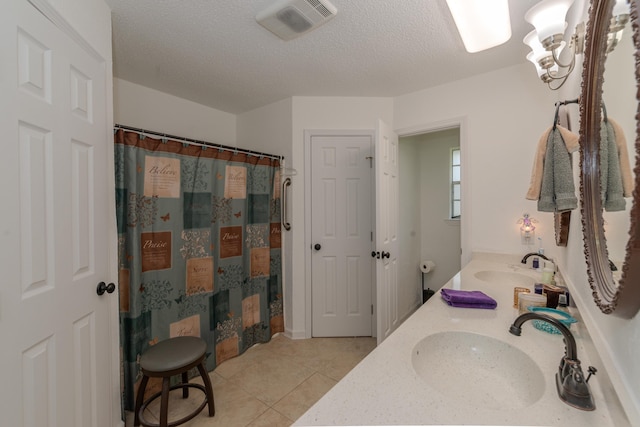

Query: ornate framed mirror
[[580, 0, 640, 317]]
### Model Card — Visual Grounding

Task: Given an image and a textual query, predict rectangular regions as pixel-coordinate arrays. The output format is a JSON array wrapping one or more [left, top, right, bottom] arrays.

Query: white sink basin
[[411, 331, 545, 410], [474, 270, 536, 287]]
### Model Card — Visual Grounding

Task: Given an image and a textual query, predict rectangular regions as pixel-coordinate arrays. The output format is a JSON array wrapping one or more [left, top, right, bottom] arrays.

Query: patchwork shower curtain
[[114, 129, 283, 410]]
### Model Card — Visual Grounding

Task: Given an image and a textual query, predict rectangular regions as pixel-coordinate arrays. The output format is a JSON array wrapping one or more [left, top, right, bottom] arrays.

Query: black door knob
[[97, 281, 116, 296], [314, 243, 321, 251], [382, 251, 390, 259]]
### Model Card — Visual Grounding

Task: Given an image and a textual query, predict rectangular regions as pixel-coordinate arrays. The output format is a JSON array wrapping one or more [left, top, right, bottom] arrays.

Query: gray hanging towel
[[601, 120, 626, 212], [538, 127, 578, 212], [526, 125, 579, 201]]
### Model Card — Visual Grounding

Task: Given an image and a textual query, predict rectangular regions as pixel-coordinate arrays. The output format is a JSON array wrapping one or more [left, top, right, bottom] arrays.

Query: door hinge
[[371, 304, 374, 315], [371, 231, 373, 241], [366, 156, 373, 168]]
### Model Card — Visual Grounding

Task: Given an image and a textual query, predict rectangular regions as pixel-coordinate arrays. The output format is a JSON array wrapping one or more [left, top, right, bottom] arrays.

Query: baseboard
[[284, 327, 307, 340]]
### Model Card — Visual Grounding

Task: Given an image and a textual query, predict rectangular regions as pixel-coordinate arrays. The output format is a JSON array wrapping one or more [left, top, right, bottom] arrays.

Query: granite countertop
[[294, 253, 619, 426]]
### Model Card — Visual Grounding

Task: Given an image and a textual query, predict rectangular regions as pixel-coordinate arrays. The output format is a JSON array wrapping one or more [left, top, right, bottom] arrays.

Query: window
[[451, 148, 461, 218]]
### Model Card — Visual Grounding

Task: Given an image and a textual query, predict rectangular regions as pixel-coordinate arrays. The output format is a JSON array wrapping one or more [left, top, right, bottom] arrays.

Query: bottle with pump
[[541, 261, 555, 285], [532, 238, 543, 270]]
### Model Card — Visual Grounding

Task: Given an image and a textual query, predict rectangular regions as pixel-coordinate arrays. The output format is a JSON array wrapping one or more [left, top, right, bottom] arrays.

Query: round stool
[[134, 336, 215, 427]]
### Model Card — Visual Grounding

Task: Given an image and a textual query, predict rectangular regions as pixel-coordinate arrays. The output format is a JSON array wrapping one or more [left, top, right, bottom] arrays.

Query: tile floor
[[125, 334, 376, 427]]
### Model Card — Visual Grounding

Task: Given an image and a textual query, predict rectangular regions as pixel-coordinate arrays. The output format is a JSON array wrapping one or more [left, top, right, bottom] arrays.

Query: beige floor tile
[[228, 352, 315, 406], [123, 336, 374, 427], [316, 352, 370, 381], [213, 341, 274, 380], [246, 408, 294, 427], [268, 336, 376, 374], [272, 372, 337, 421], [188, 379, 270, 427]]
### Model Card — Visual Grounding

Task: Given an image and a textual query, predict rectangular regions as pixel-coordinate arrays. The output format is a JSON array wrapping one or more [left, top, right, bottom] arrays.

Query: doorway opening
[[398, 127, 462, 299]]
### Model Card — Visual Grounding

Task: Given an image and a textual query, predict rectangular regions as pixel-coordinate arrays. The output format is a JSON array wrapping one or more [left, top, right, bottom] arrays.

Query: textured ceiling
[[105, 0, 540, 114]]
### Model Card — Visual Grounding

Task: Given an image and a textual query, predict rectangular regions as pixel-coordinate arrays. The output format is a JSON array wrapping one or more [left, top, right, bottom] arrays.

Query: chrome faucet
[[521, 252, 551, 265], [509, 312, 596, 411]]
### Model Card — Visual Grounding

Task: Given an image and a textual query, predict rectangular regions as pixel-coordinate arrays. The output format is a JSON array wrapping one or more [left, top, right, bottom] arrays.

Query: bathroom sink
[[411, 331, 545, 410], [474, 270, 536, 287]]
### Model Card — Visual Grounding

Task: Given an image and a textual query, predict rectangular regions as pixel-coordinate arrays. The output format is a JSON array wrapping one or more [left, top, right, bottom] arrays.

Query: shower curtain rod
[[114, 124, 283, 161]]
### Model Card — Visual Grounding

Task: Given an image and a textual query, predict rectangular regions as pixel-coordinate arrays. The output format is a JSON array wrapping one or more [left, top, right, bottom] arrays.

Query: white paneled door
[[310, 134, 373, 337], [375, 120, 399, 344], [0, 1, 116, 426]]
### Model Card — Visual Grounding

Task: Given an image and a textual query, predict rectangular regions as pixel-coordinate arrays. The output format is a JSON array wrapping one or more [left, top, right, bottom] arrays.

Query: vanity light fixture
[[518, 213, 537, 244], [523, 0, 584, 90], [606, 0, 631, 53], [445, 0, 512, 53], [525, 0, 631, 88]]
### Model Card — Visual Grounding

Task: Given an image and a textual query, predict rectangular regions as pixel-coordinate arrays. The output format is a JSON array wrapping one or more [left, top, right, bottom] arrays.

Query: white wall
[[395, 63, 558, 263], [401, 129, 461, 294], [113, 78, 236, 145], [237, 98, 292, 158], [557, 1, 640, 424]]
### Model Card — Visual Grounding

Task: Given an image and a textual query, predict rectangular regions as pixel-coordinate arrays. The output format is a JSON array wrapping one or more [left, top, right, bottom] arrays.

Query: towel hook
[[553, 104, 562, 130], [553, 97, 580, 130]]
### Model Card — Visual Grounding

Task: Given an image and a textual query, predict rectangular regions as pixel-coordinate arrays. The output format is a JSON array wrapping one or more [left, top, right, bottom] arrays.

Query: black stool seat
[[141, 336, 206, 373], [134, 336, 215, 427]]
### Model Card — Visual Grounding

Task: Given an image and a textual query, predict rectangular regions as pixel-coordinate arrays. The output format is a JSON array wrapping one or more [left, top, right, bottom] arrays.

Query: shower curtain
[[114, 129, 283, 410]]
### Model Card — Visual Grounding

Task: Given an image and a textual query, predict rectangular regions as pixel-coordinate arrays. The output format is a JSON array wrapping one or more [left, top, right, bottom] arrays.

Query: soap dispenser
[[532, 257, 540, 269], [533, 238, 544, 270]]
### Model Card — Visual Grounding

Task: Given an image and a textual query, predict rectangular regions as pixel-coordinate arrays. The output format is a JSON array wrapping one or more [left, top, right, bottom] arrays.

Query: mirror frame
[[555, 211, 571, 246], [580, 0, 640, 317]]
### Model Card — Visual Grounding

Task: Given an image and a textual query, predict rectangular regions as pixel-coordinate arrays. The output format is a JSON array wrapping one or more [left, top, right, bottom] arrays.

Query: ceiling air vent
[[256, 0, 338, 41]]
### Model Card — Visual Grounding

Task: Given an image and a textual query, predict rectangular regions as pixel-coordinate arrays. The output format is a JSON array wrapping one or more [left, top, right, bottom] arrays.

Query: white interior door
[[310, 134, 373, 337], [0, 1, 116, 426], [375, 119, 399, 344]]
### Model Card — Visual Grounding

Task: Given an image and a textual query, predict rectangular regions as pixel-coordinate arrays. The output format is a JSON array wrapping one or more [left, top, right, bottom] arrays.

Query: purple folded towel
[[440, 289, 497, 309]]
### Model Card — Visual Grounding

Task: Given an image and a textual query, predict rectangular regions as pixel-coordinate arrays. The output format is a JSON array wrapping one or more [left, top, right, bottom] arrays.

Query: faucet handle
[[557, 359, 596, 410], [586, 366, 597, 383]]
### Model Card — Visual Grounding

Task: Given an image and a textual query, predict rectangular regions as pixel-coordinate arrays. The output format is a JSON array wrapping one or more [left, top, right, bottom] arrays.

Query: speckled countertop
[[294, 253, 621, 426]]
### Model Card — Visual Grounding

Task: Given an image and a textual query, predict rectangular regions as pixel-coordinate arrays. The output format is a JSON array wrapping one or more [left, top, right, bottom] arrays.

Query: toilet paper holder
[[420, 260, 436, 303], [420, 260, 435, 274]]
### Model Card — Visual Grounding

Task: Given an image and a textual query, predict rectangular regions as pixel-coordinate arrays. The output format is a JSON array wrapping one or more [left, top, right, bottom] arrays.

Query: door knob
[[97, 281, 116, 296], [371, 251, 380, 259], [382, 251, 390, 259], [314, 243, 322, 251]]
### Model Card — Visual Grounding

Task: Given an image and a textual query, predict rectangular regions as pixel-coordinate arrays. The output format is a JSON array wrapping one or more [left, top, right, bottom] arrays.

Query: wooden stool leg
[[134, 375, 149, 426], [181, 372, 189, 398], [197, 362, 215, 416], [160, 377, 170, 427]]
